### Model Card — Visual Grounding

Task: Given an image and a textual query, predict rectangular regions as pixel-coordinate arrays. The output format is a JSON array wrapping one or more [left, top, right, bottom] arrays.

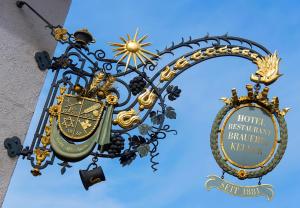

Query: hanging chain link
[[221, 170, 225, 179], [258, 176, 262, 185], [254, 75, 262, 96]]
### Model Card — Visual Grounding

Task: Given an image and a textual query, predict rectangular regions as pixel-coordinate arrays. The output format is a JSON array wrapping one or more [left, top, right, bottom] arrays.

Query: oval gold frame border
[[220, 103, 278, 169]]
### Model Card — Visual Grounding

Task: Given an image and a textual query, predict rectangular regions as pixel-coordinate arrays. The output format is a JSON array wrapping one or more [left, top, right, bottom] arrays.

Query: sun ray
[[136, 52, 146, 65], [120, 37, 127, 43], [133, 28, 139, 41], [117, 51, 129, 63], [125, 53, 132, 71], [139, 51, 156, 65], [109, 42, 125, 47], [137, 35, 148, 43], [140, 42, 151, 47], [133, 53, 138, 69], [114, 49, 127, 57], [113, 47, 126, 52], [140, 48, 159, 57], [126, 34, 131, 40]]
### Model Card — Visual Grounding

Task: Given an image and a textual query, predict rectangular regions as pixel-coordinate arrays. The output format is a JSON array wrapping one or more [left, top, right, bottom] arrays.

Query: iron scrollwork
[[10, 1, 282, 189]]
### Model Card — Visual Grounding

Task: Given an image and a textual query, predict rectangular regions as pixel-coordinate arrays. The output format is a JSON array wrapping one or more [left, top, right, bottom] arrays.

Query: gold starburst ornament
[[109, 29, 159, 71]]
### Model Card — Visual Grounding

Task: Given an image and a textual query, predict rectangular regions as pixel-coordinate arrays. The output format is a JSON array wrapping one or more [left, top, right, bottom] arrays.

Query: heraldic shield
[[58, 94, 105, 141]]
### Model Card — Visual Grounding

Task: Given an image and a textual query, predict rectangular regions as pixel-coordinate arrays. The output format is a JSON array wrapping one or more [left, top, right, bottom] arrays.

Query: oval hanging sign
[[207, 84, 289, 201], [220, 104, 277, 169]]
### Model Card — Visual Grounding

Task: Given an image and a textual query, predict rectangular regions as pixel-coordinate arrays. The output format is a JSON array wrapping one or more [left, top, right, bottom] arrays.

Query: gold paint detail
[[113, 109, 141, 129], [60, 86, 67, 95], [99, 76, 116, 94], [41, 136, 50, 147], [237, 170, 248, 179], [80, 119, 92, 130], [138, 89, 157, 110], [31, 148, 50, 176], [88, 72, 105, 93], [106, 94, 118, 105], [53, 27, 68, 41], [49, 105, 60, 117], [34, 148, 50, 165], [251, 52, 282, 85], [160, 66, 176, 82], [174, 57, 190, 70], [109, 29, 159, 71], [219, 85, 290, 117]]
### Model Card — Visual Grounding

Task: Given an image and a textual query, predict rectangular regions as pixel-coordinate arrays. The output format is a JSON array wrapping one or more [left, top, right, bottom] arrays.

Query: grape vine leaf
[[165, 106, 176, 119], [138, 124, 152, 135], [151, 114, 164, 125], [137, 144, 150, 158]]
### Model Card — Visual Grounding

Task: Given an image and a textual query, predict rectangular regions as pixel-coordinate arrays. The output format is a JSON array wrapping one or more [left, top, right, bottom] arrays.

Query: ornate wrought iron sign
[[5, 1, 289, 195]]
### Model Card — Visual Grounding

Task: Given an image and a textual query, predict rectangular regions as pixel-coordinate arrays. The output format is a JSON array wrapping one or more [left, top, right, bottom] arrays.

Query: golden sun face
[[109, 29, 159, 71]]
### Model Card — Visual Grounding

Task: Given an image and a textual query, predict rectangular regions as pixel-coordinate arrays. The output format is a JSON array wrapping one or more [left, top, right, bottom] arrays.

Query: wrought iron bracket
[[4, 136, 31, 158], [35, 51, 51, 71], [4, 136, 23, 158]]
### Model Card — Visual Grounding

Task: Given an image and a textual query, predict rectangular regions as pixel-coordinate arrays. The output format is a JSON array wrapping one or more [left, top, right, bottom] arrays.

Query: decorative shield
[[58, 94, 104, 141]]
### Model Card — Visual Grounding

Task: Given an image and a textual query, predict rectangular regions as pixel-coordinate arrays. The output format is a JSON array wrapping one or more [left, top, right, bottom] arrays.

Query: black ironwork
[[4, 136, 22, 157], [13, 1, 273, 177], [35, 51, 51, 70]]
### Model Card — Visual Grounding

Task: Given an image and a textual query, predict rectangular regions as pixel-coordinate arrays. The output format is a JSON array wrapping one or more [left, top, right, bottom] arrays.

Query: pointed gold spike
[[140, 48, 159, 57], [136, 51, 146, 65], [140, 42, 152, 47], [133, 53, 138, 69], [124, 53, 132, 71], [120, 37, 127, 43], [116, 51, 129, 63], [133, 28, 139, 41], [137, 35, 148, 43], [109, 42, 124, 47], [280, 108, 291, 117], [139, 51, 156, 65], [114, 49, 127, 57], [220, 97, 231, 105]]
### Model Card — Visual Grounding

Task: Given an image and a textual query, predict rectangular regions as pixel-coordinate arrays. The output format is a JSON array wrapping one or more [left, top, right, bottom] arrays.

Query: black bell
[[79, 165, 106, 190]]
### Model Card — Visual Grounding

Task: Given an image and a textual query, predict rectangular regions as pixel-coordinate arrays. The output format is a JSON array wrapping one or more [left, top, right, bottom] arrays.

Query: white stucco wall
[[0, 0, 71, 206]]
